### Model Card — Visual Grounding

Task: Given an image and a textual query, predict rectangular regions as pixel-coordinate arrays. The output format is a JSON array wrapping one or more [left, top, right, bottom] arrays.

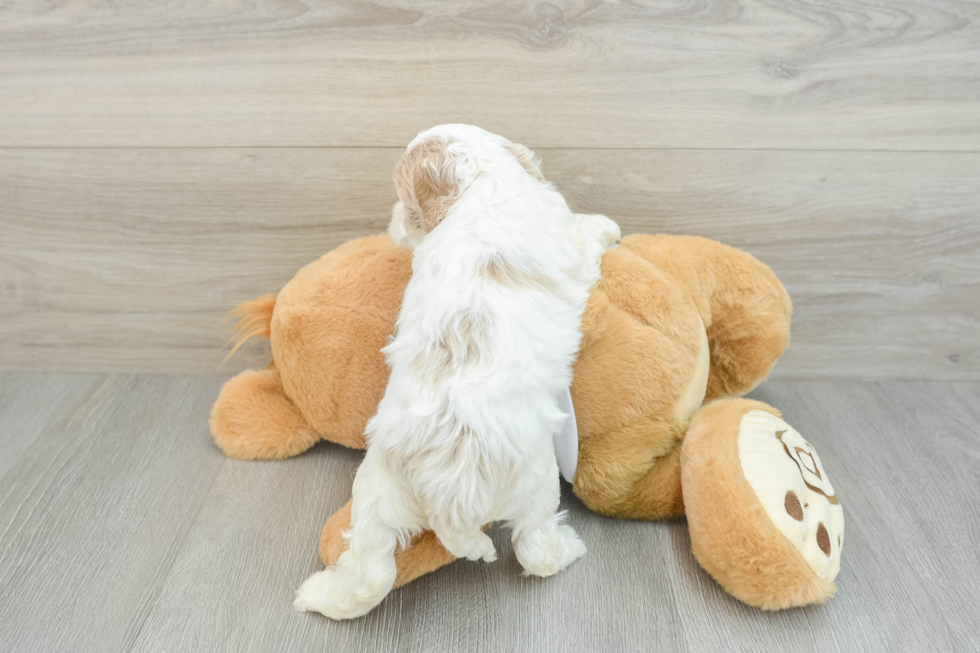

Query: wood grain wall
[[1, 1, 978, 378]]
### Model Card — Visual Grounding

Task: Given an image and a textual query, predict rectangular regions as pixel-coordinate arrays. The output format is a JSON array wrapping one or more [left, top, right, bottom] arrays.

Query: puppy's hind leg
[[294, 452, 410, 620], [429, 514, 497, 563], [508, 462, 586, 578]]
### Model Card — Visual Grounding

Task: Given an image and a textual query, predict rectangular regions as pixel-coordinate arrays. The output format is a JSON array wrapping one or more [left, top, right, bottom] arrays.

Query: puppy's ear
[[387, 201, 410, 248], [508, 143, 545, 182], [393, 139, 462, 233]]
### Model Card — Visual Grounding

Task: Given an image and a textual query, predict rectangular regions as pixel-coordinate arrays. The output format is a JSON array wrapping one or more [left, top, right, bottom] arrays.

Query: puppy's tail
[[222, 293, 277, 363]]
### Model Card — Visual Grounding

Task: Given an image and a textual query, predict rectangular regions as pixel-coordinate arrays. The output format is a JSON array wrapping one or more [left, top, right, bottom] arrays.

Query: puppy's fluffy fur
[[294, 125, 620, 619]]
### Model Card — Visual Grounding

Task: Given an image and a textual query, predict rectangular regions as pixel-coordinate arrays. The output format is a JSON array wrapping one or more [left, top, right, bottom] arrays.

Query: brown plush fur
[[211, 232, 798, 603], [213, 236, 413, 456], [320, 500, 455, 589], [570, 241, 704, 520], [278, 235, 412, 450], [210, 369, 318, 460], [681, 399, 836, 609], [621, 236, 792, 401], [223, 294, 277, 362]]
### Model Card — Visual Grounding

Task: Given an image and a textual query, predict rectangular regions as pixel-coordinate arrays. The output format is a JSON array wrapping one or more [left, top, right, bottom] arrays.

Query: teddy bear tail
[[222, 293, 277, 362]]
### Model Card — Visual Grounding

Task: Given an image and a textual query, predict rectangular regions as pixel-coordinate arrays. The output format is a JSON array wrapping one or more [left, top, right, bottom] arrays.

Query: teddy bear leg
[[573, 420, 686, 521], [320, 501, 458, 589], [210, 368, 320, 460], [615, 446, 686, 520]]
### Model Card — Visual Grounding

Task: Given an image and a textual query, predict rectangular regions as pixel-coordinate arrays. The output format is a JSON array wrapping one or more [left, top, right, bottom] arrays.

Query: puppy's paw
[[577, 213, 621, 250], [294, 568, 385, 620], [593, 214, 622, 249], [552, 524, 587, 570], [454, 533, 498, 563], [294, 569, 336, 615], [515, 523, 587, 578], [477, 538, 498, 563], [438, 529, 497, 563]]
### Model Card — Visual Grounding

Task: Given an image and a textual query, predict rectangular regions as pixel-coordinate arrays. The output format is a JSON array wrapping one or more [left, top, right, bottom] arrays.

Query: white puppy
[[294, 124, 620, 619]]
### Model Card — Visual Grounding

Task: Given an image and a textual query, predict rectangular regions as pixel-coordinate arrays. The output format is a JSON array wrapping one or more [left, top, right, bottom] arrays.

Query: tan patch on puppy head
[[507, 143, 545, 182], [393, 139, 460, 234]]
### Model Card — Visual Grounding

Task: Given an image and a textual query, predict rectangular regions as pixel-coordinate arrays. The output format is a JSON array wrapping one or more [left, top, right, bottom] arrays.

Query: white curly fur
[[294, 125, 620, 619]]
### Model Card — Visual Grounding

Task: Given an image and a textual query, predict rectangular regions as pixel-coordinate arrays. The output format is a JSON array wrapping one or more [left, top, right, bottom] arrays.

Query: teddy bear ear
[[508, 143, 545, 182], [393, 138, 463, 233]]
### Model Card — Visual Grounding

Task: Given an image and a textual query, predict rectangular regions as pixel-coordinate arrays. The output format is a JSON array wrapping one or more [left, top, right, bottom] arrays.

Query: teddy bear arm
[[704, 315, 790, 401], [619, 235, 792, 401], [320, 501, 457, 588], [701, 245, 792, 400], [210, 368, 320, 460]]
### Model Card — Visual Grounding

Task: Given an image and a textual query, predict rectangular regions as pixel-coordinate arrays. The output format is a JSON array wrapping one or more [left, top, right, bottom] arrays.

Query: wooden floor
[[0, 373, 977, 652]]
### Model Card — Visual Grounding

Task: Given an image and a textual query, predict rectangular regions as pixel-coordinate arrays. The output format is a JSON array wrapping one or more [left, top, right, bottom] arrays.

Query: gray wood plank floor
[[1, 374, 978, 652]]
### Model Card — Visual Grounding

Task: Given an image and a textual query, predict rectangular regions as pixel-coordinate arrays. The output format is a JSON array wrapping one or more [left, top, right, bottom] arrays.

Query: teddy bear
[[210, 231, 844, 610]]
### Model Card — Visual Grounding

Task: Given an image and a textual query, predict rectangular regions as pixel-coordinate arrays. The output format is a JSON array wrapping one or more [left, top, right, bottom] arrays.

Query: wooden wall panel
[[2, 147, 976, 378], [1, 0, 979, 149]]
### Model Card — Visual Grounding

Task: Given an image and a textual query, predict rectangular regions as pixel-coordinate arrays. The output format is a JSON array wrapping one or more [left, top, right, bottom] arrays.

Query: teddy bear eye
[[817, 523, 831, 556], [784, 491, 804, 521]]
